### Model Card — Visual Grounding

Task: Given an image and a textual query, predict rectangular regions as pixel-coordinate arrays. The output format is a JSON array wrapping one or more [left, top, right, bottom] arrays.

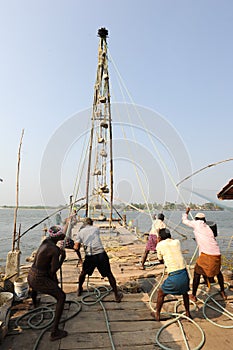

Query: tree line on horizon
[[0, 201, 223, 211], [126, 201, 223, 211]]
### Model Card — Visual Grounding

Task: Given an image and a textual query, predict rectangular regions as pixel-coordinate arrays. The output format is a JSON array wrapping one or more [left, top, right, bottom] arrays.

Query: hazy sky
[[0, 0, 233, 208]]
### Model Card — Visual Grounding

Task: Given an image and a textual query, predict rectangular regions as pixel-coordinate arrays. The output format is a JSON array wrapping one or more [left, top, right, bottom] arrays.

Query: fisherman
[[151, 228, 191, 321], [182, 207, 227, 301], [74, 217, 123, 302], [71, 208, 78, 225], [55, 212, 62, 225], [59, 209, 82, 266], [27, 222, 69, 341], [140, 213, 166, 270]]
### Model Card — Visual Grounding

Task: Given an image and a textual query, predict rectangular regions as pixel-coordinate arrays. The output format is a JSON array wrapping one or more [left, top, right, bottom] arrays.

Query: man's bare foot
[[77, 287, 83, 296], [220, 291, 227, 300], [115, 292, 123, 303], [189, 294, 197, 302], [139, 265, 145, 270], [185, 312, 193, 319], [50, 329, 68, 341]]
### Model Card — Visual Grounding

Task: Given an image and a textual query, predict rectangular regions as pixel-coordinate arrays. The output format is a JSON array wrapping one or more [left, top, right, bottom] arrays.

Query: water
[[0, 208, 69, 266], [127, 209, 233, 262], [0, 208, 232, 267]]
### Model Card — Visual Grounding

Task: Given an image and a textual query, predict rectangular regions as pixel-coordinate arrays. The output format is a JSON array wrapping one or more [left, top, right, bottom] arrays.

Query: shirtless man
[[27, 222, 68, 341]]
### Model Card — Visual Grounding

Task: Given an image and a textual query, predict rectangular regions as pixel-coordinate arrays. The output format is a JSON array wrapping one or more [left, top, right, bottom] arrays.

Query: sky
[[0, 0, 233, 209]]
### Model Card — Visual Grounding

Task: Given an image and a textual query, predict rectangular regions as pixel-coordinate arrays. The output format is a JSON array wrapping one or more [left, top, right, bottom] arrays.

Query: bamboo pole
[[12, 129, 24, 251], [17, 224, 21, 250]]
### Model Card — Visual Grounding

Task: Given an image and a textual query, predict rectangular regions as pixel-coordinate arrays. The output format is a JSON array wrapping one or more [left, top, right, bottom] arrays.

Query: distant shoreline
[[0, 206, 64, 210], [0, 205, 224, 211]]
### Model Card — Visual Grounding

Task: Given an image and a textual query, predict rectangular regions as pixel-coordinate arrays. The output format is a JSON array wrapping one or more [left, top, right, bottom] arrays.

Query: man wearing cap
[[151, 228, 191, 321], [182, 207, 226, 301], [27, 220, 69, 341], [140, 213, 166, 270], [74, 217, 123, 302]]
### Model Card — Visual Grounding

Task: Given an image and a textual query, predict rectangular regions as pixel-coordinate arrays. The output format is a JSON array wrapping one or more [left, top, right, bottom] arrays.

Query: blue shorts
[[161, 268, 190, 295]]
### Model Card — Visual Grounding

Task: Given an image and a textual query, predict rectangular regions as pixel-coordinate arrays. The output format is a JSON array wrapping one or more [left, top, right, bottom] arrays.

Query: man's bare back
[[32, 238, 61, 276]]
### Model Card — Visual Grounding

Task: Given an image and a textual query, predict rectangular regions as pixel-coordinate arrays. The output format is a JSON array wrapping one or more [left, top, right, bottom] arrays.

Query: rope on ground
[[80, 284, 112, 305], [80, 279, 118, 350], [15, 300, 82, 350], [149, 267, 205, 350], [155, 311, 205, 350], [195, 283, 233, 329], [149, 266, 233, 349]]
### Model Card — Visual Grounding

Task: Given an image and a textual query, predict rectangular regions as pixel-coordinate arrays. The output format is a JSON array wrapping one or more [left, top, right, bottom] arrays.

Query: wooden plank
[[60, 332, 111, 349], [106, 320, 160, 332], [1, 330, 40, 350], [102, 309, 152, 321], [60, 330, 157, 349], [76, 300, 151, 312]]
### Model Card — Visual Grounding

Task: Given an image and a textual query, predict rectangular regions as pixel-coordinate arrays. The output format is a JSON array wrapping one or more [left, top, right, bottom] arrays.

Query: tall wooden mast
[[85, 28, 113, 223]]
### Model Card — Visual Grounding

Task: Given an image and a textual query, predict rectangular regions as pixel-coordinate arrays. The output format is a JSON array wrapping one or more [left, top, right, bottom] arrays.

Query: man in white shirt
[[74, 218, 123, 302], [151, 228, 191, 321]]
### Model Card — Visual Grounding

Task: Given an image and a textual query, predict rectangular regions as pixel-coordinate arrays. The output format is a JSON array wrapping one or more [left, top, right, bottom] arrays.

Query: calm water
[[0, 208, 232, 267]]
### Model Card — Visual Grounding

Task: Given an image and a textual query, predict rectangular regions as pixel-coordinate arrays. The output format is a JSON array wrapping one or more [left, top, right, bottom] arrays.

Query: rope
[[15, 196, 86, 242], [80, 277, 118, 350], [148, 267, 205, 350], [109, 49, 190, 212], [148, 265, 233, 349], [108, 53, 154, 220], [15, 300, 82, 350], [155, 311, 205, 350], [71, 115, 91, 205], [194, 283, 233, 329]]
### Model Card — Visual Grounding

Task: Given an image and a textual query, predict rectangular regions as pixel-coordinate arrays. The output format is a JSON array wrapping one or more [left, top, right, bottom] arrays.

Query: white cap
[[195, 212, 205, 219]]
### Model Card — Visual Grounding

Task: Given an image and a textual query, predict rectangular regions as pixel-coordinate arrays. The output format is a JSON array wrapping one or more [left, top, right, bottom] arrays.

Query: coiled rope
[[15, 300, 82, 350], [148, 267, 205, 349], [80, 277, 117, 350], [148, 265, 233, 349], [194, 283, 233, 329]]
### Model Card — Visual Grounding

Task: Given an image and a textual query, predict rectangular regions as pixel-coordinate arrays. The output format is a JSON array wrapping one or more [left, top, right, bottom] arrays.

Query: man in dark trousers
[[74, 217, 123, 302], [27, 222, 69, 341]]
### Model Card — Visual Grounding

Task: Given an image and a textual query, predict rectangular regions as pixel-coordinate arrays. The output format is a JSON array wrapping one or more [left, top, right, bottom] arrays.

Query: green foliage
[[0, 202, 223, 211]]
